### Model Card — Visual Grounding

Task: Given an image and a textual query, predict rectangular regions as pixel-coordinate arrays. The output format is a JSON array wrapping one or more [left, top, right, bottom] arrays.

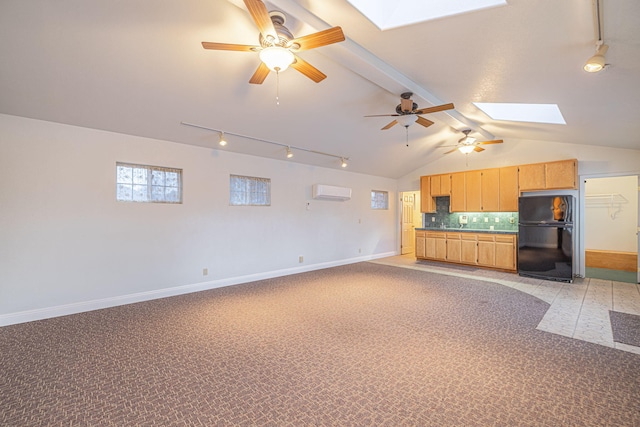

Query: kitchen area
[[414, 159, 578, 282]]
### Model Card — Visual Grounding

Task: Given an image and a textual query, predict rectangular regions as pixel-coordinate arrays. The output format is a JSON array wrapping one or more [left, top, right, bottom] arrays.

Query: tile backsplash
[[422, 197, 518, 231]]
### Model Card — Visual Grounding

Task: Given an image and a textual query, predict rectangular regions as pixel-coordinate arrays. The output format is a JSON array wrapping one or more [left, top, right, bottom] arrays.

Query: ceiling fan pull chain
[[405, 126, 409, 147], [276, 70, 280, 106]]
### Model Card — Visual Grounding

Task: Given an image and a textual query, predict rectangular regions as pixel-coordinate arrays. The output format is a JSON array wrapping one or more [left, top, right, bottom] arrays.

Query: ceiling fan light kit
[[259, 46, 295, 72]]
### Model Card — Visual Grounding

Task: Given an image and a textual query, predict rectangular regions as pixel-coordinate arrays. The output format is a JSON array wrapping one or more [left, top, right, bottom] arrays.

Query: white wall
[[0, 114, 398, 324], [585, 175, 638, 252]]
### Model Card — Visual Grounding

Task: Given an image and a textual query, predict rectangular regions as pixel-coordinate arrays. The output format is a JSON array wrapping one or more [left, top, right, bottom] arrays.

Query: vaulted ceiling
[[1, 0, 639, 178]]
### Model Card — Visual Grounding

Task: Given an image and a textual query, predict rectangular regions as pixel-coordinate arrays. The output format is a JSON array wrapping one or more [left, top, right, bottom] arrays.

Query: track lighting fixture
[[584, 0, 608, 73], [181, 122, 349, 170], [584, 43, 608, 73]]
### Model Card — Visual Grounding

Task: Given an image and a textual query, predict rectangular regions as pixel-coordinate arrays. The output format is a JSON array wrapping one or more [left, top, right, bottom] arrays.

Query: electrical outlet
[[299, 256, 304, 263], [472, 217, 477, 223], [509, 217, 515, 224], [431, 217, 436, 222], [484, 217, 489, 222], [203, 268, 208, 276], [495, 217, 500, 223]]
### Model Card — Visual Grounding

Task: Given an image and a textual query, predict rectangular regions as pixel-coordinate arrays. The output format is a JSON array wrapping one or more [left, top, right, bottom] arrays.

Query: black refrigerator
[[518, 195, 575, 282]]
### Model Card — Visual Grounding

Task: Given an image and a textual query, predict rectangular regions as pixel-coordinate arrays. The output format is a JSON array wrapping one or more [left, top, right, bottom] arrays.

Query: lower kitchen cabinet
[[416, 230, 517, 272], [446, 233, 462, 262], [416, 230, 426, 258], [495, 235, 517, 270]]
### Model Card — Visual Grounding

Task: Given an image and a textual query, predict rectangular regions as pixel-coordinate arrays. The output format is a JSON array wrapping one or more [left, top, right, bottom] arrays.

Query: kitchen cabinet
[[461, 233, 478, 264], [416, 230, 426, 258], [424, 231, 447, 260], [499, 166, 519, 211], [518, 159, 577, 191], [495, 235, 517, 270], [518, 163, 546, 191], [417, 230, 517, 272], [420, 176, 434, 213], [477, 234, 496, 267], [545, 159, 577, 189], [449, 168, 505, 212], [450, 172, 466, 212], [481, 168, 500, 211], [464, 170, 482, 212], [446, 233, 461, 262], [430, 174, 451, 196]]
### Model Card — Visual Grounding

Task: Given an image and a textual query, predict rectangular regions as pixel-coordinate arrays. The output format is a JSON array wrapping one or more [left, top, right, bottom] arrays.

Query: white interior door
[[401, 193, 415, 255]]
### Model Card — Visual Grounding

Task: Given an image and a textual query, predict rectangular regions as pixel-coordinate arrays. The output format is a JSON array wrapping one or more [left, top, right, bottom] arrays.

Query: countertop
[[416, 227, 518, 235]]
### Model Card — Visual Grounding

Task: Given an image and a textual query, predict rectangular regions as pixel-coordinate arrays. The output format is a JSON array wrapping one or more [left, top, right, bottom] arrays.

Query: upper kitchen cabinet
[[430, 174, 451, 196], [420, 176, 435, 213], [518, 159, 577, 191], [545, 159, 578, 189], [480, 168, 500, 211], [450, 172, 467, 212], [499, 166, 519, 211], [450, 168, 501, 212]]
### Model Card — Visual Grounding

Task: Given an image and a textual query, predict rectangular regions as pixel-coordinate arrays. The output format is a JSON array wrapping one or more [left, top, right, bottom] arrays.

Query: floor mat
[[609, 310, 640, 347]]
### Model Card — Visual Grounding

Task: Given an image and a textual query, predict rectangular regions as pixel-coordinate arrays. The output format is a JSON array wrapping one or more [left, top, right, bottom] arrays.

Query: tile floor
[[370, 254, 640, 355]]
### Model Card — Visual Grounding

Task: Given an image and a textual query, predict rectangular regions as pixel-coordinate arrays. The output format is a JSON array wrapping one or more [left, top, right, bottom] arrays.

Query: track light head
[[340, 158, 348, 168], [584, 43, 608, 73], [219, 132, 228, 146], [286, 147, 293, 158]]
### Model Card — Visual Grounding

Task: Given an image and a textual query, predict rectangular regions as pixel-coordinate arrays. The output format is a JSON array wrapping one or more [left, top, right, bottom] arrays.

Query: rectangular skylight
[[345, 0, 507, 30], [473, 103, 567, 125]]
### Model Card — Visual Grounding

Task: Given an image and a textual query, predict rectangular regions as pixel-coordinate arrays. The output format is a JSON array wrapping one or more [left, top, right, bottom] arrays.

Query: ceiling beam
[[264, 0, 495, 140]]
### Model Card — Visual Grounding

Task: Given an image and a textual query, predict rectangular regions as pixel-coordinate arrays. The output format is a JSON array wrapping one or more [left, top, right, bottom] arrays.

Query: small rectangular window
[[230, 174, 271, 206], [371, 190, 389, 210], [116, 162, 182, 203]]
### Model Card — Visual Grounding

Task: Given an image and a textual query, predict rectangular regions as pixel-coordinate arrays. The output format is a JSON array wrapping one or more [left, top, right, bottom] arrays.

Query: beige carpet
[[1, 262, 639, 426]]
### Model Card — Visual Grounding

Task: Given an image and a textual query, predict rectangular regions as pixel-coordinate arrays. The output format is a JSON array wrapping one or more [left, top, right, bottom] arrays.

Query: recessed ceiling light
[[345, 0, 507, 30], [473, 103, 566, 125]]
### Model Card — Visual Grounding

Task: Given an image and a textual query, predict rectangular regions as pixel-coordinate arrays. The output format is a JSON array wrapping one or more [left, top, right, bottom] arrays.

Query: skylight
[[473, 103, 567, 125], [345, 0, 507, 30]]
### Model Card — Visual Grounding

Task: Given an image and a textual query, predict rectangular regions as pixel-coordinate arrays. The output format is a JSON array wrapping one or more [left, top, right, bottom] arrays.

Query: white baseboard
[[0, 252, 395, 327]]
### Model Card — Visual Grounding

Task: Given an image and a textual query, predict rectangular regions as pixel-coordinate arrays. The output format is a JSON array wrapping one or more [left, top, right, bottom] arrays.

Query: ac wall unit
[[312, 184, 352, 201]]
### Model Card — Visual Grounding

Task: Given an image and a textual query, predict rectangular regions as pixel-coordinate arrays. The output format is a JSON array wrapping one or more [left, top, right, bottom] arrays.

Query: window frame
[[229, 174, 271, 207], [116, 162, 183, 204], [371, 190, 389, 210]]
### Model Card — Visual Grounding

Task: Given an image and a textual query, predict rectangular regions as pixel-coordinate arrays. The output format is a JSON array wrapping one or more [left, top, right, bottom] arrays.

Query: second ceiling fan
[[201, 0, 345, 84], [443, 129, 503, 154], [365, 92, 454, 131]]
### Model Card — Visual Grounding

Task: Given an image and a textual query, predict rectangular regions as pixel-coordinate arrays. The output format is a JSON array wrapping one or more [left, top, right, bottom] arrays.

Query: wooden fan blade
[[243, 0, 277, 41], [249, 62, 270, 84], [290, 55, 326, 82], [478, 139, 503, 145], [444, 147, 459, 154], [414, 103, 455, 115], [382, 120, 398, 130], [201, 42, 258, 52], [415, 116, 434, 128], [289, 27, 345, 51], [364, 114, 400, 117], [474, 146, 485, 152]]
